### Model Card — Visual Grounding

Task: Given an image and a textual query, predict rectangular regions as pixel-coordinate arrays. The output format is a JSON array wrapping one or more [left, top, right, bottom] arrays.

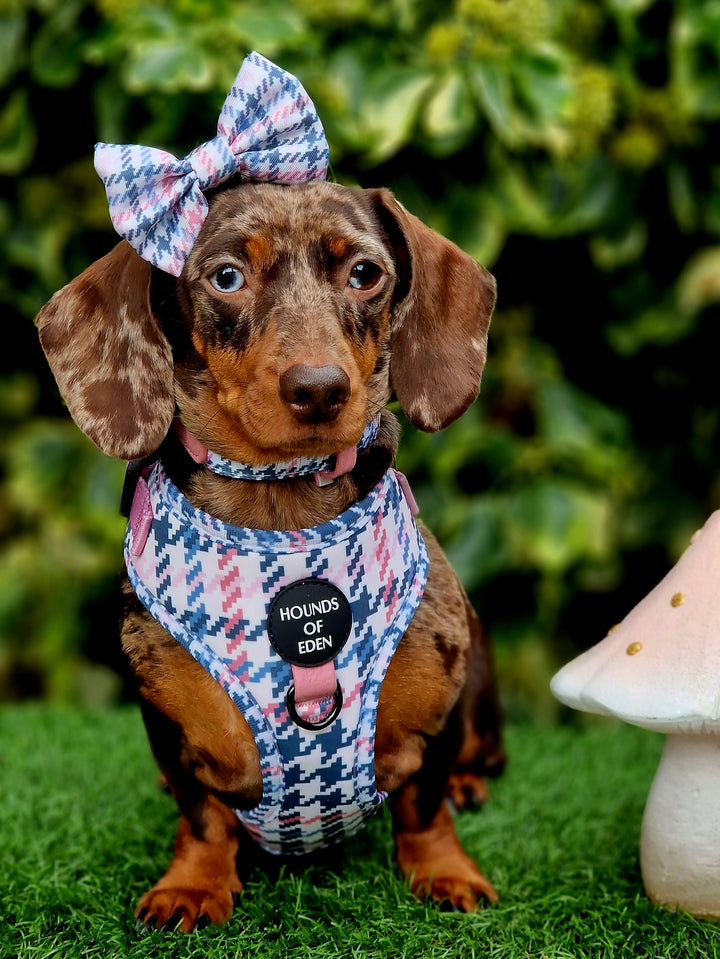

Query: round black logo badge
[[267, 578, 352, 667]]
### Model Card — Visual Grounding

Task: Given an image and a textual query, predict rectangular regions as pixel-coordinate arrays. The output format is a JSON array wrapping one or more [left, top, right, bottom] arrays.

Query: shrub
[[2, 0, 720, 715]]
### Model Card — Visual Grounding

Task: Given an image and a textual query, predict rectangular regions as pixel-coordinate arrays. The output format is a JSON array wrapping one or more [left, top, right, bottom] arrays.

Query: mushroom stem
[[641, 732, 720, 918]]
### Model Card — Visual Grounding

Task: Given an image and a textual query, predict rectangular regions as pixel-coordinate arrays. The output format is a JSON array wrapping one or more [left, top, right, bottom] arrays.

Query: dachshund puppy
[[36, 179, 504, 932]]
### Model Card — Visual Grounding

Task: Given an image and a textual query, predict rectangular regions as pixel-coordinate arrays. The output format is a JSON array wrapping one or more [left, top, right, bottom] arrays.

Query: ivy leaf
[[359, 65, 434, 165], [676, 246, 720, 317], [421, 69, 478, 157], [445, 497, 513, 591], [513, 49, 572, 126], [228, 7, 308, 54], [606, 0, 658, 15], [506, 479, 612, 575], [0, 13, 25, 88], [124, 36, 214, 94], [0, 90, 36, 176], [470, 61, 519, 145], [29, 2, 84, 88]]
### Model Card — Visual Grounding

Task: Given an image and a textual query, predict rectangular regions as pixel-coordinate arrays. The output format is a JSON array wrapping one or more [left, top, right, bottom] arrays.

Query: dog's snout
[[279, 364, 351, 423]]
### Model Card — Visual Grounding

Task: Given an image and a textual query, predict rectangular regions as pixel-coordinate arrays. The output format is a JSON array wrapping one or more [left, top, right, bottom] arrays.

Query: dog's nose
[[279, 364, 351, 423]]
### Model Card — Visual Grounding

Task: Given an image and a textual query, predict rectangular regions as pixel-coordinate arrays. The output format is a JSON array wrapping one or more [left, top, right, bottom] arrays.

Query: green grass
[[1, 704, 719, 959]]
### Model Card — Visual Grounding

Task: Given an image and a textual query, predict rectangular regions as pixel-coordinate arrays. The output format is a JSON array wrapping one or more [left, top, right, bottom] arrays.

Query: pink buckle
[[129, 476, 153, 556], [287, 661, 341, 729]]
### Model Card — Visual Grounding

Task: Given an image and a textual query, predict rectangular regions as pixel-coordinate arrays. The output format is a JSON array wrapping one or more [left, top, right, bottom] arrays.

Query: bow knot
[[188, 136, 237, 192], [94, 52, 329, 276]]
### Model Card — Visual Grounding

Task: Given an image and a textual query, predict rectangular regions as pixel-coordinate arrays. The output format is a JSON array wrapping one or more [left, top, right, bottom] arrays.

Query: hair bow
[[94, 51, 329, 276]]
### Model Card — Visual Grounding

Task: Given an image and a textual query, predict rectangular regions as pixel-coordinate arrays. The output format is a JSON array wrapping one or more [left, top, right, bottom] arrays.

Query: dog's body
[[37, 180, 504, 931]]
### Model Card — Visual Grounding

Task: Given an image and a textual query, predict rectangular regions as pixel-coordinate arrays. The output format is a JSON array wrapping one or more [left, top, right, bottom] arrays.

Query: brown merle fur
[[36, 180, 505, 931]]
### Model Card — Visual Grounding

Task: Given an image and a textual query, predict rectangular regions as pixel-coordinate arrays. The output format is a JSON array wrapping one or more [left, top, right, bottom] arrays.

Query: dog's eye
[[348, 262, 383, 291], [208, 265, 245, 293]]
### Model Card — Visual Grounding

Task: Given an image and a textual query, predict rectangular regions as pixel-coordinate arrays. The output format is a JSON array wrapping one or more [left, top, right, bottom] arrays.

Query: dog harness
[[124, 432, 429, 856]]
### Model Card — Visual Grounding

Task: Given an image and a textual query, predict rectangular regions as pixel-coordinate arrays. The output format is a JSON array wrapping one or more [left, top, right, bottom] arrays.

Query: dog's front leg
[[133, 695, 250, 933], [123, 600, 261, 932], [135, 793, 243, 933], [390, 709, 498, 912]]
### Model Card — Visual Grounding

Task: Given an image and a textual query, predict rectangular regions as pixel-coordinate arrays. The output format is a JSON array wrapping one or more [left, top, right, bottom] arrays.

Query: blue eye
[[348, 261, 383, 290], [208, 264, 245, 293]]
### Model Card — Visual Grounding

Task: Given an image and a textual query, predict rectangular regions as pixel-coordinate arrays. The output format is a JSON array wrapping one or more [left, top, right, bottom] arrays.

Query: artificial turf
[[1, 703, 719, 959]]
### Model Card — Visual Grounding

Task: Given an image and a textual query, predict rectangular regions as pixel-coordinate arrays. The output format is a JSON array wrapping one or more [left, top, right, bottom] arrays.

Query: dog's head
[[36, 182, 496, 463]]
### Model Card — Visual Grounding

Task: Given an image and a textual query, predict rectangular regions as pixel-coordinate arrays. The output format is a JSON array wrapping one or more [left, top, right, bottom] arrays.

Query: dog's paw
[[408, 857, 499, 913], [135, 883, 240, 933], [396, 819, 498, 914], [446, 771, 489, 811]]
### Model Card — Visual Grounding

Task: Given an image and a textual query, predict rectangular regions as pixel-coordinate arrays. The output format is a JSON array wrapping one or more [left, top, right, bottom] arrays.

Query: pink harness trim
[[175, 423, 208, 464]]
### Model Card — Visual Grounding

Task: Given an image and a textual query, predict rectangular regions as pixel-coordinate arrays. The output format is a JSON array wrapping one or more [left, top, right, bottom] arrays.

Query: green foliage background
[[2, 0, 720, 717]]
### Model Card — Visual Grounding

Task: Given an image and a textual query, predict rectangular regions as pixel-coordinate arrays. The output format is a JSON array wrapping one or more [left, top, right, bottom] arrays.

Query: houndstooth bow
[[94, 51, 329, 276]]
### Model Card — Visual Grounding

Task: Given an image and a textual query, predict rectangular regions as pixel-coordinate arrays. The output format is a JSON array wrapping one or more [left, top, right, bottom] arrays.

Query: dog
[[36, 179, 505, 930], [35, 60, 503, 934]]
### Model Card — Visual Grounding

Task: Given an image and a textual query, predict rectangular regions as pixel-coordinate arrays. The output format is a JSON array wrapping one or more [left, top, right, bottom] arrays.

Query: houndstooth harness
[[124, 438, 429, 856]]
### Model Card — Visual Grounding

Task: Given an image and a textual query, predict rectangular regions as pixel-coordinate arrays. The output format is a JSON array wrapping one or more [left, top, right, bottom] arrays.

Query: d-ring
[[286, 682, 343, 731]]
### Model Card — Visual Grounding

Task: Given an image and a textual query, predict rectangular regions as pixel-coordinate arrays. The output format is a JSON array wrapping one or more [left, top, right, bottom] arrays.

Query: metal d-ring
[[286, 682, 343, 731]]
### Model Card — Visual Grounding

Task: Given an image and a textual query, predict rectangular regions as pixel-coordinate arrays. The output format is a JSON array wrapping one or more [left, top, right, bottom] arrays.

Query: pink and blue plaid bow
[[94, 52, 329, 276]]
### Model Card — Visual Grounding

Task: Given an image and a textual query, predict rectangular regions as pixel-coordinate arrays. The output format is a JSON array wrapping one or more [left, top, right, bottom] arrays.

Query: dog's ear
[[371, 189, 496, 432], [36, 240, 175, 460]]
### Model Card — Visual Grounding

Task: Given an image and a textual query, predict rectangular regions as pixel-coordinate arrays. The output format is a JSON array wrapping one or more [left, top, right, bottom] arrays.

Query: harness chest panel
[[125, 465, 429, 855]]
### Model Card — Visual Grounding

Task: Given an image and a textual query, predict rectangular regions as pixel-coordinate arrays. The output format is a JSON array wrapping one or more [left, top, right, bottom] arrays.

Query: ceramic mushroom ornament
[[551, 510, 720, 919]]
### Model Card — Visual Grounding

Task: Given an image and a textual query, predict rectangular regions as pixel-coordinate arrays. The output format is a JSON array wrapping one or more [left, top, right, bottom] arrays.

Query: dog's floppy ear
[[35, 240, 175, 460], [371, 189, 496, 432]]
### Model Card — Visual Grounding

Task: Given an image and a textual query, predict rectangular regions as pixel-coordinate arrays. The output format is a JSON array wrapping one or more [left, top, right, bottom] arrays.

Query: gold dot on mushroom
[[626, 642, 643, 656], [671, 592, 685, 607]]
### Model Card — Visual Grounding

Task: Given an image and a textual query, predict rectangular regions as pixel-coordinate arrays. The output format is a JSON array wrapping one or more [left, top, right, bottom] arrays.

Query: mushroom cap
[[551, 511, 720, 734]]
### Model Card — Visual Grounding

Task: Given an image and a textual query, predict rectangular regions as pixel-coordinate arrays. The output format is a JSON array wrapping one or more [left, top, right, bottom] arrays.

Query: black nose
[[279, 364, 351, 423]]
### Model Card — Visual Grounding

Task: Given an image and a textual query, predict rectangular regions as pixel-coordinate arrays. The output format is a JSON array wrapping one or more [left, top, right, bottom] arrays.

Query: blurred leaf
[[421, 69, 478, 157], [676, 246, 720, 317], [533, 381, 630, 473], [0, 89, 36, 175], [606, 299, 697, 356], [589, 220, 648, 271], [445, 497, 512, 591], [470, 61, 518, 145], [29, 1, 84, 88], [228, 6, 308, 53], [506, 479, 612, 575], [514, 48, 572, 127], [360, 65, 434, 165], [470, 49, 571, 153], [607, 0, 658, 14], [124, 36, 214, 94], [672, 2, 720, 119], [490, 155, 622, 236], [0, 12, 25, 87], [6, 419, 125, 524], [0, 373, 38, 421]]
